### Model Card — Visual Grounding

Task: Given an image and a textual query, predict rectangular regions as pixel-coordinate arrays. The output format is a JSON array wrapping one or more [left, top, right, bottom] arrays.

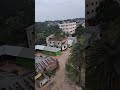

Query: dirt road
[[38, 48, 82, 90]]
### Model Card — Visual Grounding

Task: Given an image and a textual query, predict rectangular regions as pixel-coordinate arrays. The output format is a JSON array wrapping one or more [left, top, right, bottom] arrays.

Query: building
[[86, 0, 102, 20], [46, 34, 68, 51], [67, 37, 77, 47], [85, 0, 102, 44], [75, 19, 85, 27], [35, 55, 58, 88], [0, 45, 35, 90], [58, 21, 77, 35], [25, 25, 35, 48], [0, 45, 34, 59], [35, 74, 49, 88], [35, 56, 58, 73], [0, 72, 34, 90], [35, 55, 58, 87], [35, 45, 61, 56]]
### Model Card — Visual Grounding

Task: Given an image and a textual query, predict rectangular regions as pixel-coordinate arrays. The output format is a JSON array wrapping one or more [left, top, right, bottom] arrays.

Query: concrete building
[[76, 19, 85, 27], [67, 37, 77, 47], [25, 25, 35, 48], [86, 0, 102, 20], [58, 21, 77, 35], [35, 56, 58, 73], [46, 34, 68, 51], [85, 0, 102, 44]]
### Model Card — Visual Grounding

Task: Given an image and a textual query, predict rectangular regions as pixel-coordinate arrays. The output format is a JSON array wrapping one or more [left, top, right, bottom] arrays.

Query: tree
[[0, 0, 34, 46], [74, 25, 85, 38], [66, 26, 86, 87], [96, 0, 120, 25], [86, 17, 120, 90], [35, 23, 65, 45]]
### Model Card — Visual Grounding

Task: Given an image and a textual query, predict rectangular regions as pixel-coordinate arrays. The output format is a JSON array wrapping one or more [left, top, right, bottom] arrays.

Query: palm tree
[[66, 26, 86, 87]]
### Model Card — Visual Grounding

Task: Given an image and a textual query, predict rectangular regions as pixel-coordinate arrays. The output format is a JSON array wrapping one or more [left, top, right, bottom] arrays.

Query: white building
[[46, 34, 68, 51], [67, 37, 77, 47], [58, 21, 77, 35]]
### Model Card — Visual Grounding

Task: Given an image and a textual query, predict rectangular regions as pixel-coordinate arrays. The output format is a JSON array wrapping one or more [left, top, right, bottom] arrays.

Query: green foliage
[[16, 57, 34, 70], [35, 23, 65, 45], [66, 63, 79, 83], [74, 25, 85, 39], [65, 25, 86, 86], [0, 0, 34, 46], [96, 0, 120, 24], [46, 69, 56, 77], [86, 12, 120, 90]]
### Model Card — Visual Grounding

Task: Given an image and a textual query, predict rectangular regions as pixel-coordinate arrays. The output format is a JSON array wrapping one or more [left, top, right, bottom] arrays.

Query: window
[[32, 31, 34, 35], [96, 2, 97, 5], [86, 4, 88, 7], [87, 11, 89, 14], [92, 2, 94, 5], [29, 40, 31, 45]]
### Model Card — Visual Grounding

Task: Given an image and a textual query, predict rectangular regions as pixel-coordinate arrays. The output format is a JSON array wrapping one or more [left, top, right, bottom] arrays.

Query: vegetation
[[0, 0, 34, 46], [35, 23, 65, 45], [66, 26, 85, 87], [86, 0, 120, 90], [16, 57, 34, 70], [46, 69, 57, 77]]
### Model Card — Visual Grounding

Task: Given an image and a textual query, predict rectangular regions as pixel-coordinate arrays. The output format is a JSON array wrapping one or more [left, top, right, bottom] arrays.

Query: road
[[37, 48, 82, 90]]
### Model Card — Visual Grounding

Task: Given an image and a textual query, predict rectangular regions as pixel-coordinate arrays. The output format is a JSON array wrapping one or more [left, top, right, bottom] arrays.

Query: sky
[[35, 0, 85, 22]]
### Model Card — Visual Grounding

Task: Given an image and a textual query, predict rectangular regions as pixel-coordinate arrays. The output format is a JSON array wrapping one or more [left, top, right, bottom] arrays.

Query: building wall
[[86, 0, 102, 20], [43, 51, 61, 56], [59, 22, 77, 34], [26, 25, 35, 48], [46, 35, 68, 51]]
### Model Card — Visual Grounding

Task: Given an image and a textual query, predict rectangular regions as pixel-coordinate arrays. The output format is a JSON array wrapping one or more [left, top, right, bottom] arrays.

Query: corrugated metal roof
[[35, 45, 45, 50], [0, 45, 34, 59], [35, 56, 57, 73], [35, 45, 61, 52]]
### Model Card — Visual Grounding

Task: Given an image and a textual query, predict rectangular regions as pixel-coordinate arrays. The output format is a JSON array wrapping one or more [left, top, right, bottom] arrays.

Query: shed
[[43, 46, 61, 56], [35, 45, 61, 56]]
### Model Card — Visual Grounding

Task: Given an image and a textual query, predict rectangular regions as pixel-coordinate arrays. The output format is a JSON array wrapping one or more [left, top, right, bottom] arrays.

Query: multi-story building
[[85, 0, 102, 46], [25, 25, 35, 48], [46, 34, 68, 51], [86, 0, 102, 20], [58, 21, 77, 35]]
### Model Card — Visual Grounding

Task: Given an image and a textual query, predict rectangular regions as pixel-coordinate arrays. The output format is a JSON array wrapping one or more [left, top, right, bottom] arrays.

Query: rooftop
[[0, 45, 34, 59], [35, 45, 61, 52], [35, 56, 57, 73]]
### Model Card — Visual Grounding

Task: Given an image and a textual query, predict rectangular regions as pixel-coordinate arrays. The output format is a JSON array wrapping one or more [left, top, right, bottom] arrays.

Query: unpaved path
[[37, 48, 82, 90]]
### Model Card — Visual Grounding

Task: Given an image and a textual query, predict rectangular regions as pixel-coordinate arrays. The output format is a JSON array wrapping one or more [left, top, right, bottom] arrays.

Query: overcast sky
[[35, 0, 85, 22]]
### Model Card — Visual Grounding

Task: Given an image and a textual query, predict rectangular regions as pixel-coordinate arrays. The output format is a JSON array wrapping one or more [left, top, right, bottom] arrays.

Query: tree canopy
[[86, 0, 120, 89], [0, 0, 34, 46], [35, 23, 65, 45]]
